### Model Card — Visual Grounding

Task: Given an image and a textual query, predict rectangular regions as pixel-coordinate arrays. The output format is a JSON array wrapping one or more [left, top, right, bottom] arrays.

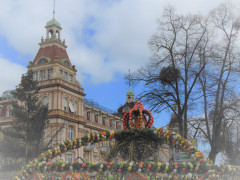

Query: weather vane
[[128, 68, 131, 88], [53, 0, 55, 19]]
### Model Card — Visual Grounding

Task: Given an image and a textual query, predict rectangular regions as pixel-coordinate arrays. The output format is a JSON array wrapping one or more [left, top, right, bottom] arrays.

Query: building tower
[[27, 18, 86, 161], [116, 88, 135, 119], [0, 17, 122, 164], [126, 88, 135, 103]]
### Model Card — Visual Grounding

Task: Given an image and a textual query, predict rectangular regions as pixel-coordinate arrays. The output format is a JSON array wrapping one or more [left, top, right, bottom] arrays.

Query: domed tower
[[45, 18, 62, 40], [27, 17, 86, 151], [116, 88, 135, 118], [126, 88, 135, 103]]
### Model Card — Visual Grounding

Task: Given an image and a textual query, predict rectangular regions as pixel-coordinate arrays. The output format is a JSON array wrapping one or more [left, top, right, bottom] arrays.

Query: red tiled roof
[[33, 45, 69, 64], [117, 102, 135, 113]]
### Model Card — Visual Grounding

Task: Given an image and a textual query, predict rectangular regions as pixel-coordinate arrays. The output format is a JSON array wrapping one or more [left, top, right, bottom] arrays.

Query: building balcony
[[48, 109, 84, 123], [38, 78, 85, 96], [84, 121, 115, 131]]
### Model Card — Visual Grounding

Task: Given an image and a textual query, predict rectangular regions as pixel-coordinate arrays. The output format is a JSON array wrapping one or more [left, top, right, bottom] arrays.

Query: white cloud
[[0, 57, 27, 95], [0, 0, 239, 85]]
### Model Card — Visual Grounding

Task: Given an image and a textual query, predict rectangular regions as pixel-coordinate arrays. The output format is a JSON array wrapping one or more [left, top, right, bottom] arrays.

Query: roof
[[33, 45, 69, 64], [46, 18, 61, 28], [126, 88, 134, 95], [117, 102, 135, 113]]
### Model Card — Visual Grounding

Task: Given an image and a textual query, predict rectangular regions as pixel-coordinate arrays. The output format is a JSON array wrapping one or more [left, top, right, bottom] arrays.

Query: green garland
[[15, 128, 240, 180]]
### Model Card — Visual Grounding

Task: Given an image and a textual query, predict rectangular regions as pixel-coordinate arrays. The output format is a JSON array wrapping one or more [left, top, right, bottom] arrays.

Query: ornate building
[[0, 18, 122, 163], [115, 88, 135, 119]]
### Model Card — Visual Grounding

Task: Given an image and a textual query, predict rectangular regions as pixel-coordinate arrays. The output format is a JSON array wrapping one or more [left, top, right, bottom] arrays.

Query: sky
[[0, 0, 239, 128]]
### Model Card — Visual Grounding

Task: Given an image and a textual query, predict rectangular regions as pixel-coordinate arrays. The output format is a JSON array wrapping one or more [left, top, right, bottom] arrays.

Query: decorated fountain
[[15, 102, 240, 180]]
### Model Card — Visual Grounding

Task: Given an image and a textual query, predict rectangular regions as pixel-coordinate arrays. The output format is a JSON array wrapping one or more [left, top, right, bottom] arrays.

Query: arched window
[[42, 96, 49, 106], [49, 29, 53, 38], [74, 101, 77, 114], [38, 59, 48, 64], [87, 111, 90, 120], [95, 114, 98, 123], [64, 60, 69, 66], [69, 99, 74, 113], [64, 97, 68, 111], [68, 125, 74, 139], [56, 30, 60, 39]]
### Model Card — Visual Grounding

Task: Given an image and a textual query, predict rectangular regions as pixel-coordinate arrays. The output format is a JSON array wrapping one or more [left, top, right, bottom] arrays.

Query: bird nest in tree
[[159, 66, 180, 85]]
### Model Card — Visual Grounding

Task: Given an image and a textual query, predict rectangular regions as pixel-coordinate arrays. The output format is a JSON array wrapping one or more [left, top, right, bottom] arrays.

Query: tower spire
[[53, 0, 55, 19], [128, 68, 131, 88]]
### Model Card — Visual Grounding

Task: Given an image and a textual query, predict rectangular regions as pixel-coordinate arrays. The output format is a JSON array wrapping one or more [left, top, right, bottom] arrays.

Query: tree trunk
[[208, 146, 218, 164]]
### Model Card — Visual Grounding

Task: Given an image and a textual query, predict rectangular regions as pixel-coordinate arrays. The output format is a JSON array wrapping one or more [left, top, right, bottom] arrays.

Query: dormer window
[[38, 59, 48, 64], [64, 60, 69, 66]]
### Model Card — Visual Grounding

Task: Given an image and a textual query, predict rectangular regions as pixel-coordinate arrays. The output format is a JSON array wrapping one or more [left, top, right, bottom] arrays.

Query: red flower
[[82, 163, 86, 168]]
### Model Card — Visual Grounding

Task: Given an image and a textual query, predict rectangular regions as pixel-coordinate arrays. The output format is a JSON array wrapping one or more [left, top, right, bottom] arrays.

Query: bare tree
[[189, 3, 240, 163], [128, 6, 209, 138]]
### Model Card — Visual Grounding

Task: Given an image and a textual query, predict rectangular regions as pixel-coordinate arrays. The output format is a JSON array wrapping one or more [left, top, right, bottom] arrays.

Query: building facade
[[0, 18, 122, 164], [0, 18, 172, 166]]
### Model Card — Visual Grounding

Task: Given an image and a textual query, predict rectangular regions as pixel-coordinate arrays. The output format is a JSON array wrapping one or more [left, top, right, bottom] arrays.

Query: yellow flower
[[176, 134, 181, 138], [165, 166, 169, 171], [128, 166, 132, 171], [61, 163, 66, 168], [99, 168, 102, 172], [38, 163, 42, 167], [158, 162, 161, 167]]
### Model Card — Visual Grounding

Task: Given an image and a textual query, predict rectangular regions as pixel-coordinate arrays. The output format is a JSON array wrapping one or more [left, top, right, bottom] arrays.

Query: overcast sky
[[0, 0, 239, 127]]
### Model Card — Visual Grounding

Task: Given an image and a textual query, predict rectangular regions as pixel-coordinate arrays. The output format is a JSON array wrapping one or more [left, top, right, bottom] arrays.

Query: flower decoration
[[122, 101, 154, 129], [14, 101, 240, 180]]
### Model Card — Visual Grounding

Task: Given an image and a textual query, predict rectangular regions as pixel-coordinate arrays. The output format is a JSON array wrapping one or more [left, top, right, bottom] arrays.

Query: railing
[[38, 79, 84, 94], [48, 109, 84, 122]]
